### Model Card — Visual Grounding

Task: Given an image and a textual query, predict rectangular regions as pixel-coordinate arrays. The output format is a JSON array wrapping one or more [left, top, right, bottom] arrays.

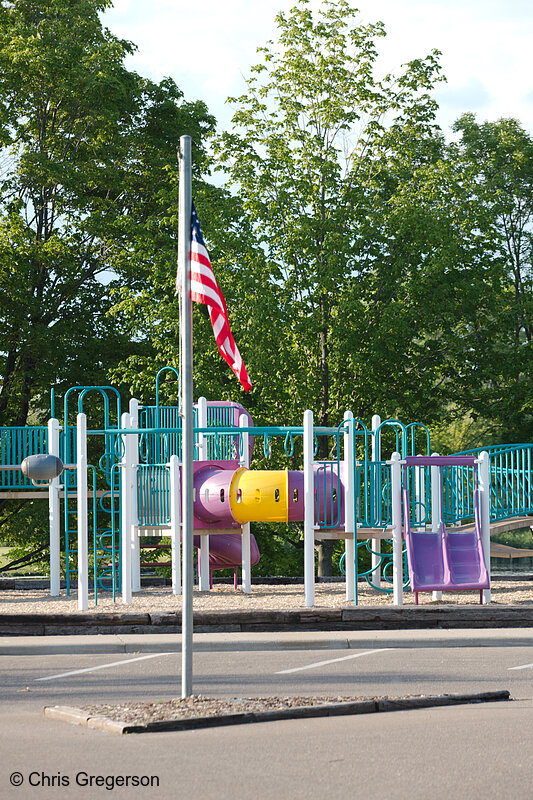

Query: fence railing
[[2, 425, 533, 532], [0, 427, 48, 488], [455, 444, 533, 522]]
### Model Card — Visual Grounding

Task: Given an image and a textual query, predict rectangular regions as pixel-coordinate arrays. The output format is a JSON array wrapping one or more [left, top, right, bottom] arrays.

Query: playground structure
[[1, 372, 533, 610], [402, 455, 490, 604]]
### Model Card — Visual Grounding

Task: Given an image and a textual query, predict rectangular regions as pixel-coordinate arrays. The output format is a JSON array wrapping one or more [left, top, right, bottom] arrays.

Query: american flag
[[189, 202, 251, 392]]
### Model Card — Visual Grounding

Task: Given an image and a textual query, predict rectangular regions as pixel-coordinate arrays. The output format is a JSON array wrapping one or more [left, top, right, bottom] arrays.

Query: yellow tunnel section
[[229, 468, 299, 524]]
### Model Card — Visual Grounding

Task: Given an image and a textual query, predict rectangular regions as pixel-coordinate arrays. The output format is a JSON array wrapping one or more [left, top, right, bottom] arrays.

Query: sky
[[102, 0, 533, 137]]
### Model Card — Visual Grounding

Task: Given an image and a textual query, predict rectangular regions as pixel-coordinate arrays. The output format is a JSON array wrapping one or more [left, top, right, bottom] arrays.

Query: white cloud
[[102, 0, 533, 135], [437, 79, 492, 110]]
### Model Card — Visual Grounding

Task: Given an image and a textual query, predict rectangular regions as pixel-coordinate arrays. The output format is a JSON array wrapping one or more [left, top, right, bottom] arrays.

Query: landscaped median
[[43, 690, 511, 734]]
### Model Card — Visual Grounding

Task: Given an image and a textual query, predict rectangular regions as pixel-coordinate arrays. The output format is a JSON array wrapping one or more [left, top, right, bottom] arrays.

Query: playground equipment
[[1, 375, 533, 610], [0, 392, 358, 609], [402, 455, 490, 604]]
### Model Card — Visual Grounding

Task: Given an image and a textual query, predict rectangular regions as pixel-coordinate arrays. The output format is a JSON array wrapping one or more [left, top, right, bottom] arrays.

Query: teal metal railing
[[137, 464, 171, 526], [455, 444, 533, 522], [139, 406, 184, 463], [3, 410, 533, 606], [0, 426, 48, 488]]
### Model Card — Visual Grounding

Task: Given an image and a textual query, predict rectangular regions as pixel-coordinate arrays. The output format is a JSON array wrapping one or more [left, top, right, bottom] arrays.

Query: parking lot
[[1, 629, 533, 799]]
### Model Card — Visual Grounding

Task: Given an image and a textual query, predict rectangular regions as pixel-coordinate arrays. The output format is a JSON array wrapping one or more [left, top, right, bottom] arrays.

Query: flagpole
[[177, 134, 194, 698]]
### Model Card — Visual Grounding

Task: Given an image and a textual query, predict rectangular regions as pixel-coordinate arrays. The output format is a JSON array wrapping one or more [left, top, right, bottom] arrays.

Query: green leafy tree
[[215, 0, 445, 436], [0, 0, 215, 568], [215, 0, 446, 572], [0, 0, 214, 426], [340, 118, 505, 428], [448, 115, 533, 441]]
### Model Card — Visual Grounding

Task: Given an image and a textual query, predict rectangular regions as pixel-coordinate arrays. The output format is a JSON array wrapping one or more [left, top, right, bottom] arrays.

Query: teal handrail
[[155, 367, 180, 410], [0, 426, 48, 488]]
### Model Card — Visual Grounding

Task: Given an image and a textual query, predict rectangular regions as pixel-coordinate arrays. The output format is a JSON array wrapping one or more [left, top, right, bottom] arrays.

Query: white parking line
[[275, 648, 392, 675], [508, 662, 533, 671], [35, 652, 173, 682]]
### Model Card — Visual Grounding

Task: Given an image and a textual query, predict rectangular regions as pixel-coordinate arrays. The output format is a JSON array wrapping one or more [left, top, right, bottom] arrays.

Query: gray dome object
[[21, 454, 64, 481]]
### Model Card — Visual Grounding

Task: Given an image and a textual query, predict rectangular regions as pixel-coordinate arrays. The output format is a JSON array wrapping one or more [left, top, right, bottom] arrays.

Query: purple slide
[[402, 457, 489, 602], [445, 526, 489, 588], [404, 521, 489, 593], [193, 533, 260, 588]]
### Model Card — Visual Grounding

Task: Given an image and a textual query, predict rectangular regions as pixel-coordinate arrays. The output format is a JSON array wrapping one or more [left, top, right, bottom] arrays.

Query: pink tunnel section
[[192, 461, 345, 528], [193, 532, 261, 571]]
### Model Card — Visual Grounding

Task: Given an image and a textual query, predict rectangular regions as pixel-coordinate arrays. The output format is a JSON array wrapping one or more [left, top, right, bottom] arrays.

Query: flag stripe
[[189, 203, 251, 392]]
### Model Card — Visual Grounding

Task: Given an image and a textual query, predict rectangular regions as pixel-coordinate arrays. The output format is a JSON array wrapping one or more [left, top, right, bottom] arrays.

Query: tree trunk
[[0, 348, 19, 425], [316, 294, 333, 577], [319, 294, 329, 429], [317, 539, 334, 577], [0, 345, 34, 428]]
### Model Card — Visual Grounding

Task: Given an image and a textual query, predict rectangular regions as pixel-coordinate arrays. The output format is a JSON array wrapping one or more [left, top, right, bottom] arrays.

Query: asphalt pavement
[[2, 628, 533, 799]]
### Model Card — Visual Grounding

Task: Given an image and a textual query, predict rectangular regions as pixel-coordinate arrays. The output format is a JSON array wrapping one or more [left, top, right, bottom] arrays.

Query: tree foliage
[[0, 0, 216, 566], [2, 0, 533, 579], [447, 115, 533, 441], [216, 0, 446, 430], [0, 0, 214, 425]]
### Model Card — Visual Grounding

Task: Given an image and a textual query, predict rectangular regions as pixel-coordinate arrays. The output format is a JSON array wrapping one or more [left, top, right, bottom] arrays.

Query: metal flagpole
[[177, 134, 194, 697]]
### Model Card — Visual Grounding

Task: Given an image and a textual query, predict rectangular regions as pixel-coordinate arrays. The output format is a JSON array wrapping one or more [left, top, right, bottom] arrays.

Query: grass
[[0, 544, 48, 575], [0, 546, 11, 567], [491, 527, 533, 549]]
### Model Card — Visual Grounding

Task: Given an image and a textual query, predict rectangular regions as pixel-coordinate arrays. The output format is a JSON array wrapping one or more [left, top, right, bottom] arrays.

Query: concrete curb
[[4, 605, 533, 637], [2, 628, 533, 655], [43, 691, 511, 734]]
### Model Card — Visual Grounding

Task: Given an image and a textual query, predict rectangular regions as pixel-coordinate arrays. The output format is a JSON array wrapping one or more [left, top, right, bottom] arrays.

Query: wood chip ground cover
[[3, 580, 533, 615]]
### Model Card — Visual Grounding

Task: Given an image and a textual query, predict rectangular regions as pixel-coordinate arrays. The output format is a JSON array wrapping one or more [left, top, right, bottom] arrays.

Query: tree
[[216, 0, 445, 428], [337, 116, 504, 428], [0, 0, 217, 572], [0, 0, 214, 426], [448, 115, 533, 441], [215, 0, 446, 572]]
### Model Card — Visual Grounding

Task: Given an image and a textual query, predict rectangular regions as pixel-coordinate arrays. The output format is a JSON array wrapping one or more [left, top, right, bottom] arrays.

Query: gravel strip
[[1, 580, 533, 615], [82, 695, 376, 724], [42, 690, 505, 732]]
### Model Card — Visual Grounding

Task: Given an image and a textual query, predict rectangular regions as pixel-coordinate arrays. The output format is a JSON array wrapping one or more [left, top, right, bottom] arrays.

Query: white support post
[[370, 414, 381, 587], [431, 453, 442, 601], [415, 459, 425, 530], [48, 418, 61, 596], [343, 411, 355, 602], [198, 396, 208, 461], [129, 400, 141, 593], [303, 409, 315, 607], [197, 396, 210, 591], [391, 451, 403, 607], [121, 412, 132, 604], [240, 413, 251, 594], [479, 450, 491, 604], [170, 455, 181, 595], [76, 413, 88, 611]]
